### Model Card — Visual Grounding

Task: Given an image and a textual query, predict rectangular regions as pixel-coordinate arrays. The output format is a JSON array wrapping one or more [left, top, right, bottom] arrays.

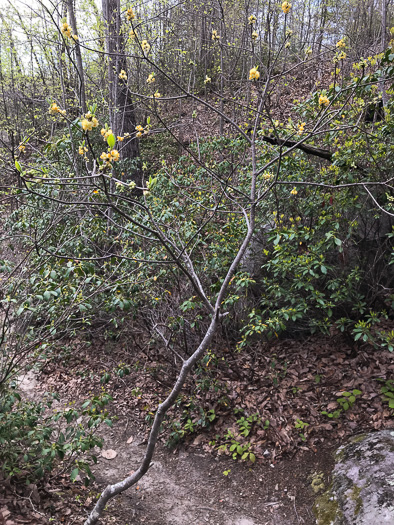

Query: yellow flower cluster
[[100, 150, 120, 163], [61, 22, 78, 41], [290, 187, 298, 195], [141, 40, 150, 53], [129, 30, 136, 39], [101, 128, 113, 141], [297, 122, 306, 135], [282, 1, 291, 14], [212, 30, 220, 41], [119, 70, 127, 81], [153, 91, 161, 98], [336, 39, 346, 49], [337, 51, 346, 61], [126, 7, 135, 21], [319, 94, 330, 107], [263, 171, 273, 180], [18, 143, 26, 153], [61, 22, 72, 37], [252, 31, 258, 41], [249, 67, 260, 81], [248, 15, 257, 25], [79, 145, 88, 155], [147, 73, 155, 84], [48, 103, 66, 116], [81, 112, 99, 132], [204, 75, 211, 84], [135, 124, 147, 138], [117, 136, 124, 141]]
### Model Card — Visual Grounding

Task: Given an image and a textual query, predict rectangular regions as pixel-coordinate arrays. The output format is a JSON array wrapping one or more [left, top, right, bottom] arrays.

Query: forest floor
[[2, 329, 394, 525]]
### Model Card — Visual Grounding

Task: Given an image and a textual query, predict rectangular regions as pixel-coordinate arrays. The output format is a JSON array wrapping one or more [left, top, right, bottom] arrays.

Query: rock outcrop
[[314, 431, 394, 524]]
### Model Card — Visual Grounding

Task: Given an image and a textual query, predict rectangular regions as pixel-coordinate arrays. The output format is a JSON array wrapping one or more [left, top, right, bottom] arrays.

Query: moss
[[349, 434, 366, 444], [313, 488, 342, 525], [349, 485, 363, 516], [310, 471, 326, 494]]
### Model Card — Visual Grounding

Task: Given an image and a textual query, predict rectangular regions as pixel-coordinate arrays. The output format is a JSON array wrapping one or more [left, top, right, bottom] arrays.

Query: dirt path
[[89, 414, 333, 525], [15, 363, 336, 525]]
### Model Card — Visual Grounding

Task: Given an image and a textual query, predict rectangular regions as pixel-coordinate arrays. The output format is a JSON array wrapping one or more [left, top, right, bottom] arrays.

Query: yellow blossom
[[119, 70, 127, 81], [91, 117, 99, 128], [154, 91, 161, 98], [212, 30, 220, 41], [61, 22, 72, 38], [204, 75, 211, 84], [290, 187, 298, 195], [141, 40, 150, 53], [136, 131, 142, 138], [336, 39, 346, 49], [129, 30, 136, 39], [49, 102, 59, 114], [81, 119, 93, 132], [318, 94, 330, 107], [18, 144, 26, 152], [117, 136, 124, 141], [249, 67, 260, 81], [252, 31, 258, 41], [110, 150, 120, 161], [281, 1, 291, 14], [248, 15, 257, 25], [126, 7, 135, 21], [135, 125, 144, 132], [147, 73, 155, 84], [100, 152, 110, 161]]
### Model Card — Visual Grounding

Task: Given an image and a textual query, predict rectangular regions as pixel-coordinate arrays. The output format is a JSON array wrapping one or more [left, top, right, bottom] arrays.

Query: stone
[[314, 431, 394, 524]]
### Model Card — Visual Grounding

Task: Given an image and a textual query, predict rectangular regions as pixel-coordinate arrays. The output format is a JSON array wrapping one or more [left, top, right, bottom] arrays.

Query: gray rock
[[314, 431, 394, 524]]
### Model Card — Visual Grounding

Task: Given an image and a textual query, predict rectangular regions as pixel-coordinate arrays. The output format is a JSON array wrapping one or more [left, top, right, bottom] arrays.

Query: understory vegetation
[[0, 0, 393, 522]]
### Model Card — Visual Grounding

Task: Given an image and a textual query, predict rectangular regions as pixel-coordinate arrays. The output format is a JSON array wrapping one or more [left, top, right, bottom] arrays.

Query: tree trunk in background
[[102, 0, 140, 168], [67, 0, 86, 113]]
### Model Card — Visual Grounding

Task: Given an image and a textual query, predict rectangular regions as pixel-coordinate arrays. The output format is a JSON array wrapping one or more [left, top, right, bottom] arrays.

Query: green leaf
[[43, 291, 51, 301], [70, 468, 79, 481], [15, 160, 22, 172], [107, 133, 116, 149], [249, 453, 256, 463], [321, 265, 327, 274]]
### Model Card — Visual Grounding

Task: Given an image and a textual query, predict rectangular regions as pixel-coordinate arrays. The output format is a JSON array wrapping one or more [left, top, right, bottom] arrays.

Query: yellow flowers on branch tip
[[204, 75, 211, 84], [249, 67, 260, 81], [100, 150, 119, 165], [141, 40, 150, 53], [61, 22, 72, 38], [336, 39, 346, 49], [101, 128, 113, 141], [153, 91, 161, 98], [290, 187, 298, 195], [126, 7, 135, 21], [212, 30, 220, 41], [248, 15, 257, 25], [81, 113, 99, 132], [48, 103, 66, 116], [147, 73, 155, 84], [318, 94, 330, 107], [79, 146, 88, 155], [281, 1, 291, 14], [251, 31, 258, 42], [297, 122, 306, 135], [119, 70, 127, 81]]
